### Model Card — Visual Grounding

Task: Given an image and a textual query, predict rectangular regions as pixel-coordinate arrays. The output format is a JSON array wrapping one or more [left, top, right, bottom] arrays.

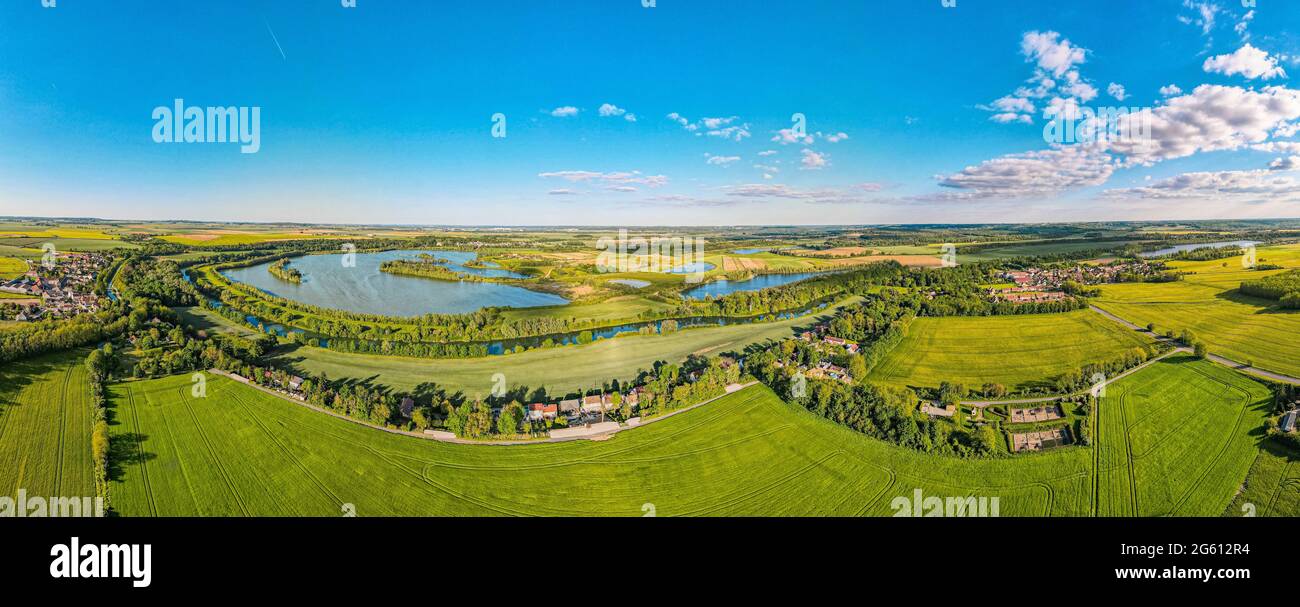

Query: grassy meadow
[[270, 299, 858, 396], [869, 310, 1155, 392], [101, 355, 1280, 516]]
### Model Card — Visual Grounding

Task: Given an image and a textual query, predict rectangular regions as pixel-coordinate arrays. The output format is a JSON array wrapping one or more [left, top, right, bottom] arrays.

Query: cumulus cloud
[[666, 113, 749, 140], [598, 103, 637, 122], [1107, 82, 1128, 101], [1253, 141, 1300, 155], [1104, 168, 1300, 200], [1202, 44, 1287, 80], [936, 145, 1115, 199], [1159, 84, 1183, 97], [704, 153, 740, 166], [757, 150, 777, 157], [984, 31, 1096, 124], [1021, 30, 1088, 77], [771, 128, 814, 145], [1269, 156, 1300, 171], [822, 131, 850, 143], [1104, 84, 1300, 166], [549, 106, 580, 117], [800, 149, 829, 170]]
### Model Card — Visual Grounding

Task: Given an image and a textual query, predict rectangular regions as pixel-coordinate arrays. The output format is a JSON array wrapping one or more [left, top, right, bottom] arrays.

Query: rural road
[[958, 303, 1300, 407], [1088, 304, 1300, 386]]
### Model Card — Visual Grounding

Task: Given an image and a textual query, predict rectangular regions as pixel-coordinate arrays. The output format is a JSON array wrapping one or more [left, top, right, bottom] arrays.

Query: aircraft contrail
[[265, 20, 286, 60]]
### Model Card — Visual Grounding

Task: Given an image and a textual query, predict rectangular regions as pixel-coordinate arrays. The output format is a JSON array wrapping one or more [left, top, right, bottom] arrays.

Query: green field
[[499, 294, 677, 324], [959, 239, 1137, 261], [1095, 244, 1300, 378], [1228, 441, 1300, 517], [870, 310, 1155, 392], [1093, 356, 1272, 516], [175, 306, 265, 337], [269, 298, 858, 397], [0, 351, 98, 504], [0, 256, 28, 280], [0, 236, 139, 252], [102, 355, 1278, 516]]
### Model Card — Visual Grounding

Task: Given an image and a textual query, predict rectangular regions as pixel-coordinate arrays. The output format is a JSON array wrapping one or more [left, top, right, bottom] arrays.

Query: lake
[[220, 250, 569, 316], [682, 272, 821, 299], [1138, 240, 1259, 258]]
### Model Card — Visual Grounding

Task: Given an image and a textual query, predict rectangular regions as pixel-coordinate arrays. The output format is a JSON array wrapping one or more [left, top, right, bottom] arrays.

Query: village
[[0, 252, 111, 322], [989, 260, 1166, 303]]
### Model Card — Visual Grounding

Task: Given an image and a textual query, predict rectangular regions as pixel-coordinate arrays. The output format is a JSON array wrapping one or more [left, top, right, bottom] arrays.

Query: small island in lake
[[380, 254, 486, 282], [267, 258, 303, 284]]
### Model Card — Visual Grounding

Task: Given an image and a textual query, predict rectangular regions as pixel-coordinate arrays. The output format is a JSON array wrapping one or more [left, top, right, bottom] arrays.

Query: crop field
[[0, 256, 29, 279], [160, 231, 342, 246], [870, 310, 1155, 392], [1227, 441, 1300, 517], [959, 239, 1137, 261], [271, 299, 859, 396], [103, 356, 1277, 516], [0, 351, 97, 504], [1092, 356, 1272, 516], [1094, 244, 1300, 378]]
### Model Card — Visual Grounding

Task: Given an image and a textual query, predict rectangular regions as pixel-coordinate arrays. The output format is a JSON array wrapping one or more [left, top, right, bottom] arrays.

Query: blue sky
[[2, 0, 1300, 225]]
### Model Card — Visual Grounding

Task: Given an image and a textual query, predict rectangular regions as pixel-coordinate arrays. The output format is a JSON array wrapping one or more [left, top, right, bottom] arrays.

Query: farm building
[[1283, 409, 1298, 433]]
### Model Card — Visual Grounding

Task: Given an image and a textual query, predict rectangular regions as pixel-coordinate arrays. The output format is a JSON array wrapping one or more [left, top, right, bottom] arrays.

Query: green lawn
[[1094, 244, 1300, 378], [870, 310, 1155, 392], [102, 355, 1278, 516], [0, 351, 98, 504], [271, 298, 859, 397]]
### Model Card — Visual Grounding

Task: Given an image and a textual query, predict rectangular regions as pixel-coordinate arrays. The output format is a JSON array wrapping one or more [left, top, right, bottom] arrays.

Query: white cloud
[[1253, 141, 1300, 155], [1105, 84, 1300, 166], [1269, 156, 1300, 171], [800, 149, 829, 170], [1107, 82, 1128, 101], [1202, 44, 1287, 80], [1236, 9, 1254, 40], [705, 153, 740, 166], [823, 132, 850, 143], [547, 189, 579, 196], [706, 124, 751, 141], [666, 112, 698, 131], [1159, 84, 1183, 97], [1021, 30, 1087, 77], [757, 150, 778, 156], [549, 106, 580, 117], [936, 145, 1115, 199], [666, 113, 748, 140], [771, 128, 814, 145], [1104, 168, 1300, 200], [538, 170, 668, 188], [1179, 1, 1220, 36], [598, 103, 626, 117]]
